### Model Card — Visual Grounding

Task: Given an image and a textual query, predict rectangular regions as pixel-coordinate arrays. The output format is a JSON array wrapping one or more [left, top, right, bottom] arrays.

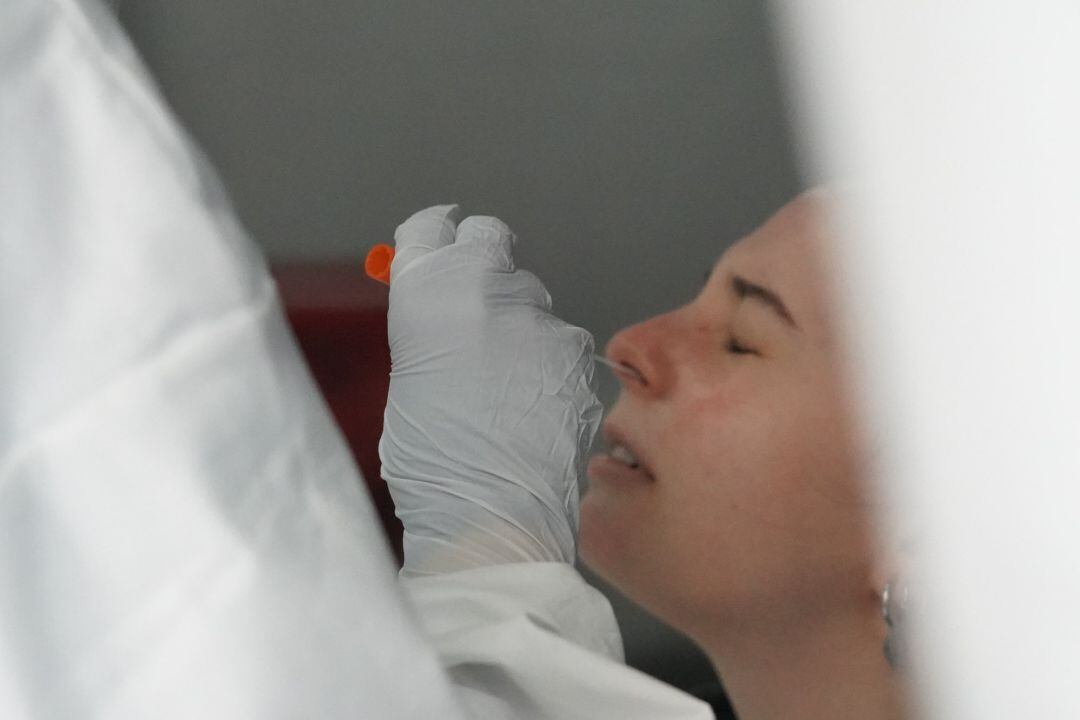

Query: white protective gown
[[1, 0, 713, 717], [0, 1, 463, 717]]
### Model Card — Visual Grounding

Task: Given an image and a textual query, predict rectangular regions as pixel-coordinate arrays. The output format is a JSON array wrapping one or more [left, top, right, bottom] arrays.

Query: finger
[[495, 268, 552, 312], [454, 215, 516, 272], [392, 204, 462, 283]]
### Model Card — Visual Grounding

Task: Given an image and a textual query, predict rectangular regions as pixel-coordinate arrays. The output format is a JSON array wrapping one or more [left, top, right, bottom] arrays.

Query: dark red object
[[271, 263, 403, 563]]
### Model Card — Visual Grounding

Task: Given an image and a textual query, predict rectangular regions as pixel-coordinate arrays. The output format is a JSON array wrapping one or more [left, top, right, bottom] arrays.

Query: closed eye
[[726, 337, 758, 356]]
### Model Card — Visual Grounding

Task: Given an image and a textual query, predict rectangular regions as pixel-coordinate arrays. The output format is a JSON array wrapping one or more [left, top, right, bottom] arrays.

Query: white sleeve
[[403, 563, 715, 720], [0, 1, 464, 717]]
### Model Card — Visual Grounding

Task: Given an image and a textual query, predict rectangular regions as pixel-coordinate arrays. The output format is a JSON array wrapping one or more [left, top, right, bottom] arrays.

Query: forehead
[[714, 193, 834, 333]]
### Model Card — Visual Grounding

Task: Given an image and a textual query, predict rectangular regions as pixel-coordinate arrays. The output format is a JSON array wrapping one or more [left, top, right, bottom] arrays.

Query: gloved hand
[[380, 205, 603, 577]]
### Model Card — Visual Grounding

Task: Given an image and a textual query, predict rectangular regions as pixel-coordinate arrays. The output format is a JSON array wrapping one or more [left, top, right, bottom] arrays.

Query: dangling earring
[[881, 579, 909, 670]]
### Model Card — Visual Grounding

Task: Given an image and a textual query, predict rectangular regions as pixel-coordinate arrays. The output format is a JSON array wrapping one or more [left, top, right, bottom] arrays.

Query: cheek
[[660, 384, 765, 556], [658, 377, 873, 608], [665, 379, 761, 497], [674, 371, 856, 513]]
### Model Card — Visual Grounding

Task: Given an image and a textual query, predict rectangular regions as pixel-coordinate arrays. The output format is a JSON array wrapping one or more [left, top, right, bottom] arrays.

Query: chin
[[577, 492, 606, 564], [577, 489, 626, 579], [579, 496, 702, 630], [578, 491, 653, 602]]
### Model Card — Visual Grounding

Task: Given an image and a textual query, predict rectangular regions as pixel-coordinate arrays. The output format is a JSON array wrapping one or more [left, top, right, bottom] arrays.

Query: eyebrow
[[731, 274, 799, 329]]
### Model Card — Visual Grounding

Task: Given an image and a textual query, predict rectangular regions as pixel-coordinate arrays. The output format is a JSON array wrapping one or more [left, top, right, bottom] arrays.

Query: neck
[[702, 589, 908, 720]]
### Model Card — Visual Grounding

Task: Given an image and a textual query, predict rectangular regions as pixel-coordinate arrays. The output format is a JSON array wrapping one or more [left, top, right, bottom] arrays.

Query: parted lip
[[600, 420, 656, 479]]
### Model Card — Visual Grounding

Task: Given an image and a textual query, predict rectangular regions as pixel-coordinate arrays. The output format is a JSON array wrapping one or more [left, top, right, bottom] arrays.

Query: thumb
[[454, 215, 517, 272], [391, 204, 462, 283]]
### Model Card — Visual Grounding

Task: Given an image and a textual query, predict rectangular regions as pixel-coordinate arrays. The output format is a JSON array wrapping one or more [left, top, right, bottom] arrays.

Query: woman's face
[[580, 192, 878, 639]]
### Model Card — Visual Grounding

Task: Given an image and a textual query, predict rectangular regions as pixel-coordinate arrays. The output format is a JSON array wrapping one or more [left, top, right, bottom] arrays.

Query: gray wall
[[117, 0, 802, 693]]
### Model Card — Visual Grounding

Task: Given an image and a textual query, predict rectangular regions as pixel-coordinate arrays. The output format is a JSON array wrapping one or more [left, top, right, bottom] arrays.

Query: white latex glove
[[380, 205, 604, 576]]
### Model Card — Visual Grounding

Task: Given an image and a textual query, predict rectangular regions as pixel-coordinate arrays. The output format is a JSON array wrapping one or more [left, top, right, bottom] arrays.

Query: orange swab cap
[[365, 243, 395, 286]]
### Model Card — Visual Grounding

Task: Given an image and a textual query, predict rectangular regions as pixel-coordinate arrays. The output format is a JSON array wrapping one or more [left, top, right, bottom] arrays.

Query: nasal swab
[[593, 354, 644, 383]]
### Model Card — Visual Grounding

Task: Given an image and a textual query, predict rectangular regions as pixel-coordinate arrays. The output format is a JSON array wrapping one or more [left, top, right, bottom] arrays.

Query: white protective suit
[[0, 0, 463, 717], [1, 0, 713, 717]]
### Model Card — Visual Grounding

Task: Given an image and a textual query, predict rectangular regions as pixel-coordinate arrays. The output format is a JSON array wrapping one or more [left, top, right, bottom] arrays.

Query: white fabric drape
[[774, 2, 1080, 717], [0, 1, 464, 717]]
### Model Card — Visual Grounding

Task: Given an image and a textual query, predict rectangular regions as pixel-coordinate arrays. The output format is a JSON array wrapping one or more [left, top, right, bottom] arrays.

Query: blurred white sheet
[[0, 0, 464, 717], [774, 2, 1080, 717]]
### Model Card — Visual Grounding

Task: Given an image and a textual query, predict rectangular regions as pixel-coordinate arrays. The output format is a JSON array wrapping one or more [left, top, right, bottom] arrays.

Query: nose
[[604, 311, 678, 398]]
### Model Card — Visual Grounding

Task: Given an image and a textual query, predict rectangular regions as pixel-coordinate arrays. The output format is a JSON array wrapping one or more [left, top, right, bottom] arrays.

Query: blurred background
[[116, 0, 803, 704]]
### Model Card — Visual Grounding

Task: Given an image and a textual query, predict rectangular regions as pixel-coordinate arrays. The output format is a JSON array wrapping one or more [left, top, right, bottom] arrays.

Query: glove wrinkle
[[381, 207, 602, 577]]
